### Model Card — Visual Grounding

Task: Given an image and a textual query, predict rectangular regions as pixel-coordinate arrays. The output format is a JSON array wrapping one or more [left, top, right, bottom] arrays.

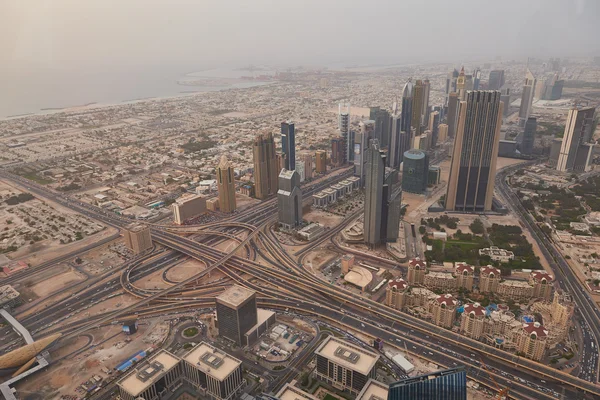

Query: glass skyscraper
[[388, 366, 467, 400], [281, 121, 295, 171]]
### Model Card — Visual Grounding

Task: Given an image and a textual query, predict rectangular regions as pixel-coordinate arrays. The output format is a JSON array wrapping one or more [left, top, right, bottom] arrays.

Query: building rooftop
[[388, 278, 408, 291], [463, 303, 486, 317], [183, 342, 242, 382], [530, 270, 554, 283], [279, 169, 296, 179], [276, 383, 318, 400], [125, 222, 149, 233], [435, 294, 457, 307], [344, 266, 373, 289], [523, 322, 549, 338], [245, 309, 275, 337], [356, 378, 389, 400], [480, 265, 501, 277], [500, 279, 531, 288], [315, 336, 380, 376], [118, 350, 180, 397], [455, 262, 474, 274], [426, 271, 454, 279], [0, 285, 20, 306], [298, 223, 323, 235], [216, 285, 256, 309], [175, 193, 205, 206]]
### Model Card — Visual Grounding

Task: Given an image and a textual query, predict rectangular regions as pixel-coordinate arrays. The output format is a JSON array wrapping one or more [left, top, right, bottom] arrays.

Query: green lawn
[[183, 327, 198, 337], [445, 240, 484, 251], [21, 173, 53, 185], [324, 395, 340, 400]]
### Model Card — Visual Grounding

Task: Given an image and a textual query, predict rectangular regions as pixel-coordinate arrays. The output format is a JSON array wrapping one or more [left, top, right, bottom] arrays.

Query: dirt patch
[[29, 268, 86, 297], [165, 259, 206, 282], [304, 208, 344, 228]]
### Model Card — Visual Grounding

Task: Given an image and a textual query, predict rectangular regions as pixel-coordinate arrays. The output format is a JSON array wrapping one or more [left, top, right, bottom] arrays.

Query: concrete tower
[[217, 155, 237, 213], [281, 121, 296, 171], [253, 133, 279, 200], [556, 107, 596, 172], [518, 69, 536, 127]]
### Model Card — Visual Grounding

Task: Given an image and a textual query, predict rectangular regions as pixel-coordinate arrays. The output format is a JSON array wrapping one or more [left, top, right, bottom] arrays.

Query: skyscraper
[[456, 67, 467, 101], [520, 117, 536, 155], [347, 130, 356, 162], [411, 80, 424, 135], [488, 70, 505, 90], [422, 79, 431, 127], [518, 69, 536, 127], [473, 68, 481, 90], [364, 140, 402, 246], [330, 138, 343, 167], [277, 169, 302, 229], [556, 107, 597, 172], [216, 285, 258, 346], [339, 103, 350, 163], [354, 120, 375, 183], [401, 81, 413, 134], [315, 150, 327, 173], [253, 133, 279, 200], [388, 367, 467, 400], [428, 110, 440, 148], [281, 121, 295, 170], [388, 114, 406, 170], [370, 107, 391, 148], [402, 150, 429, 194], [446, 91, 503, 212], [446, 92, 459, 138], [445, 69, 459, 106], [216, 155, 237, 213], [500, 86, 511, 117]]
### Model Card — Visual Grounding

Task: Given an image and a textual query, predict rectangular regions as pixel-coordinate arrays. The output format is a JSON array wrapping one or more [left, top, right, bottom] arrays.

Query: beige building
[[460, 303, 487, 340], [479, 246, 514, 263], [454, 262, 474, 291], [118, 350, 181, 400], [314, 336, 379, 395], [341, 254, 355, 274], [497, 279, 533, 301], [424, 271, 456, 292], [408, 287, 436, 308], [276, 383, 318, 400], [356, 379, 389, 400], [253, 133, 279, 200], [385, 278, 408, 310], [206, 197, 219, 211], [172, 194, 207, 224], [514, 322, 548, 361], [123, 223, 152, 254], [303, 154, 314, 180], [216, 155, 237, 213], [479, 266, 501, 293], [437, 123, 448, 143], [407, 258, 427, 285], [531, 291, 573, 347], [529, 271, 554, 301], [315, 150, 327, 174], [430, 294, 457, 329]]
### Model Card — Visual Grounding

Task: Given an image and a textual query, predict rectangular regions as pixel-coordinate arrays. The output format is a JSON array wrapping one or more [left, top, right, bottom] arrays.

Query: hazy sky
[[1, 0, 599, 71]]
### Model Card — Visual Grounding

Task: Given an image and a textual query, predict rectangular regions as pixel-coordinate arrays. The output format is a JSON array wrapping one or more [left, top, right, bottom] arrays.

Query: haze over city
[[1, 1, 600, 400]]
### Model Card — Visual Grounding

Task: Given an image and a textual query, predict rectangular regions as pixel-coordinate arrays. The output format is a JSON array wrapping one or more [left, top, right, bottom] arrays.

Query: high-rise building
[[422, 79, 431, 127], [385, 278, 409, 310], [354, 120, 375, 183], [303, 154, 313, 180], [488, 70, 505, 90], [388, 367, 467, 400], [520, 117, 536, 155], [473, 68, 481, 90], [389, 113, 411, 170], [446, 92, 459, 138], [445, 69, 459, 106], [277, 169, 302, 229], [479, 266, 501, 293], [445, 91, 503, 212], [456, 67, 467, 101], [347, 130, 356, 163], [514, 322, 548, 361], [437, 123, 448, 144], [123, 223, 152, 254], [500, 86, 511, 117], [556, 107, 596, 172], [117, 350, 182, 400], [428, 110, 440, 148], [518, 69, 536, 127], [216, 155, 237, 213], [364, 140, 402, 245], [315, 150, 327, 173], [401, 81, 413, 134], [253, 133, 279, 200], [460, 303, 487, 340], [331, 138, 343, 167], [402, 150, 429, 194], [172, 194, 207, 225], [295, 160, 305, 182], [314, 336, 380, 396], [216, 285, 258, 346], [411, 80, 424, 135], [430, 294, 457, 328], [339, 103, 350, 163], [281, 121, 295, 171], [370, 107, 392, 148]]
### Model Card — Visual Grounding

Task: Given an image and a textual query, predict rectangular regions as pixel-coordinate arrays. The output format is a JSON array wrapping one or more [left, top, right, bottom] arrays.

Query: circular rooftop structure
[[403, 149, 426, 160]]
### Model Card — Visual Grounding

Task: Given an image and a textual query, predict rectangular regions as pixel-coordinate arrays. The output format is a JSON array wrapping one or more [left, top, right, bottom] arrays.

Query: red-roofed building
[[460, 302, 487, 339], [407, 258, 427, 285], [1, 261, 27, 276], [529, 271, 554, 301], [385, 278, 408, 310], [515, 321, 549, 361], [454, 262, 474, 291], [430, 294, 457, 328], [479, 265, 501, 293]]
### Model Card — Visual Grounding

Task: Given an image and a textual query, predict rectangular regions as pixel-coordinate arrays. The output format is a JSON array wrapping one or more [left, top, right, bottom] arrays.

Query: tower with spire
[[216, 155, 237, 213]]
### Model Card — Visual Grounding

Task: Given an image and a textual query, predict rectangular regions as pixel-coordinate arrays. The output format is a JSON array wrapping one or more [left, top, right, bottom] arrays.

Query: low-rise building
[[355, 379, 389, 400], [478, 247, 515, 263], [117, 350, 182, 400], [497, 279, 533, 301], [344, 265, 374, 292], [276, 383, 318, 400], [0, 285, 21, 309], [297, 223, 324, 241]]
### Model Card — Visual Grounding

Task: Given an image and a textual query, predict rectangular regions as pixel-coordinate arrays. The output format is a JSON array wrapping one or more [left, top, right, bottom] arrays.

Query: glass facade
[[388, 367, 467, 400]]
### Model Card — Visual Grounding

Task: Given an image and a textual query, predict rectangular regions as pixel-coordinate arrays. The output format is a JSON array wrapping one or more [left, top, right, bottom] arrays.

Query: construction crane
[[479, 358, 509, 400]]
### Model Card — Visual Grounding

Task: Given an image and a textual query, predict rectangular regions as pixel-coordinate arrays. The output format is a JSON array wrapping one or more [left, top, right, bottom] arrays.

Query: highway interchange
[[2, 164, 600, 399]]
